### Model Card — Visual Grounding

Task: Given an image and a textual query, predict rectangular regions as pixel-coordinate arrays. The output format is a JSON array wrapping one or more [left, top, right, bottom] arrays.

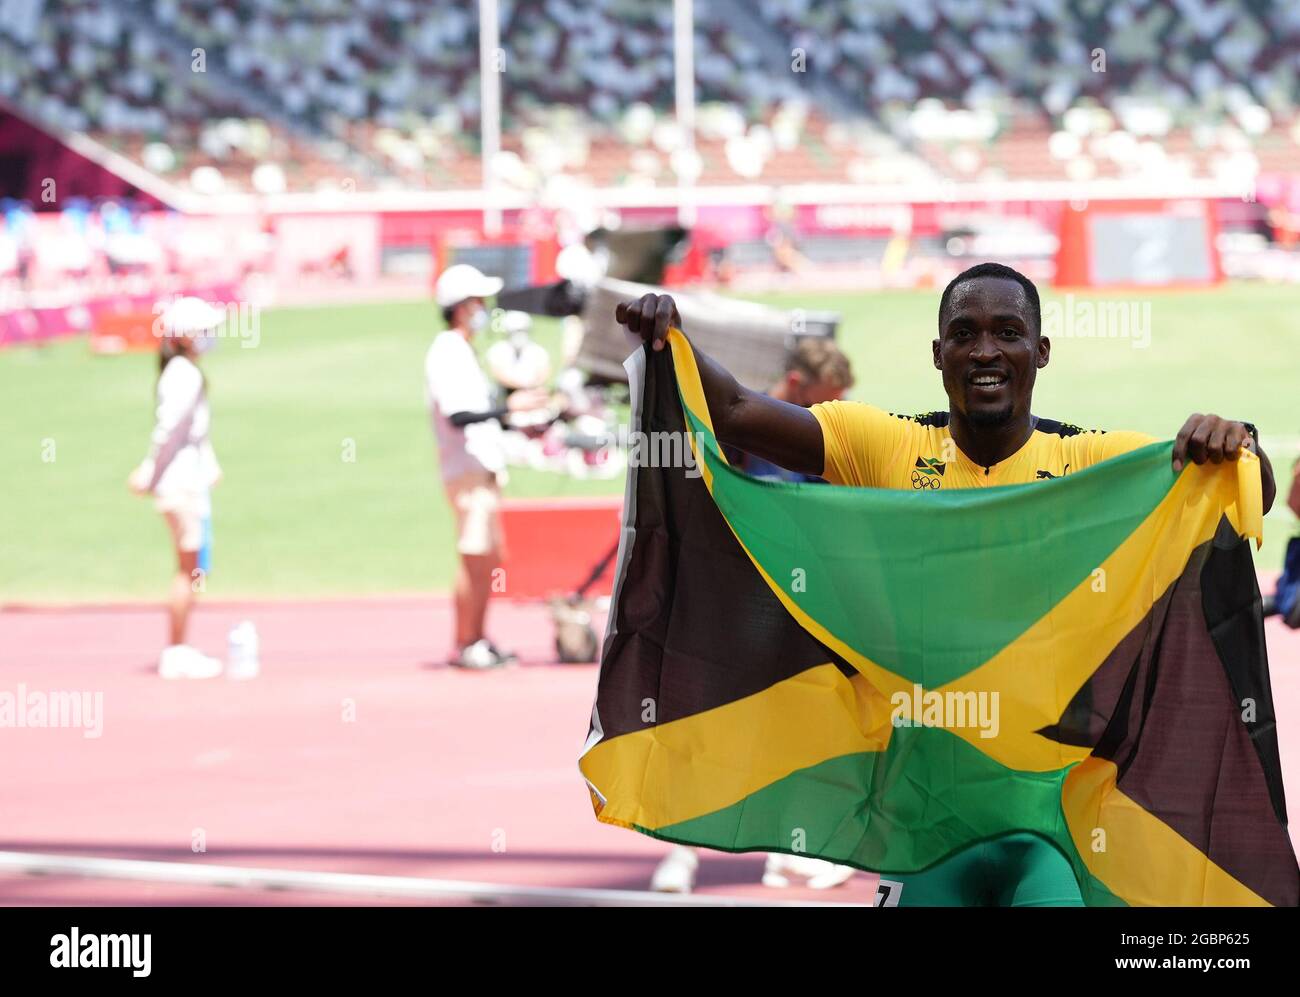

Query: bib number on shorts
[[874, 879, 904, 907]]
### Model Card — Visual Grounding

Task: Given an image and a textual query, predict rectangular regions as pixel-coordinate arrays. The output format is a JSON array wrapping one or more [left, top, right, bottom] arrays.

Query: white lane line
[[0, 851, 867, 907]]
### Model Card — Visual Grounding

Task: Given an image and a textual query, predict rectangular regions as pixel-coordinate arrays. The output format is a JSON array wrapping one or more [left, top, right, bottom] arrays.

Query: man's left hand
[[1173, 413, 1275, 514], [1172, 413, 1254, 471]]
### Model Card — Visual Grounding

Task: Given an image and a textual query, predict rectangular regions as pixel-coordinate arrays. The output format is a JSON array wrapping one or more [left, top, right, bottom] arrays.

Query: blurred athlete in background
[[128, 296, 225, 679]]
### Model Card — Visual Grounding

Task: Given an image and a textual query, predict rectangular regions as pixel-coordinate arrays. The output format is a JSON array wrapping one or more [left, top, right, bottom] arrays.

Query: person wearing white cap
[[128, 296, 225, 679], [485, 310, 552, 393], [428, 265, 548, 669]]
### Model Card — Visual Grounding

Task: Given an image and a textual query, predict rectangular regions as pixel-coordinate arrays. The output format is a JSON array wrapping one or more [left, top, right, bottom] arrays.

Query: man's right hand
[[615, 293, 681, 352], [612, 290, 826, 478]]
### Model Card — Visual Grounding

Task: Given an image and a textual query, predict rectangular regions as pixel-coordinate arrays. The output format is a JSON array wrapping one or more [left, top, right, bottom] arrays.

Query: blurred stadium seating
[[4, 0, 1300, 333], [3, 0, 1298, 195]]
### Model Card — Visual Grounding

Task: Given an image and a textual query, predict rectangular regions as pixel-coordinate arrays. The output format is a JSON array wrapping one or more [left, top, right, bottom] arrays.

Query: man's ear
[[1037, 334, 1051, 369], [932, 338, 943, 370], [784, 370, 806, 405]]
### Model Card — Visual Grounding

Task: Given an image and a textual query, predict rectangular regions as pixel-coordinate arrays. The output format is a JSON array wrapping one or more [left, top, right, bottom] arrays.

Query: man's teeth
[[971, 375, 1006, 386]]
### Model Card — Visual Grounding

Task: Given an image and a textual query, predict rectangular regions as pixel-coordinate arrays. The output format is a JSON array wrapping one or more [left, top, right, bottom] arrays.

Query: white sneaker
[[650, 846, 699, 893], [762, 853, 791, 888], [804, 859, 856, 890], [763, 853, 855, 889], [450, 639, 508, 670], [159, 645, 223, 680]]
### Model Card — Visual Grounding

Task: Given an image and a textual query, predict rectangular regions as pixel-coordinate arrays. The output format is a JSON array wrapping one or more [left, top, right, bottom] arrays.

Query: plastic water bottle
[[227, 621, 260, 680]]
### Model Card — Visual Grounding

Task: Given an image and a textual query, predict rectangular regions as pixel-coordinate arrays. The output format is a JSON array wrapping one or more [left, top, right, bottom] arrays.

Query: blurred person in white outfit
[[485, 310, 552, 393], [128, 297, 225, 679], [427, 265, 548, 670]]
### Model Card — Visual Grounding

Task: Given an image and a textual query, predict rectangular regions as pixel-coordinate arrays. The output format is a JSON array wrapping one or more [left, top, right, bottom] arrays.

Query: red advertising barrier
[[0, 284, 239, 349], [497, 496, 623, 601], [1, 191, 1261, 354]]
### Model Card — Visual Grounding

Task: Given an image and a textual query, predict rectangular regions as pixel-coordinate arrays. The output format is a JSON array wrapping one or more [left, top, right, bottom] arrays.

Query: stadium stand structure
[[2, 0, 1298, 197]]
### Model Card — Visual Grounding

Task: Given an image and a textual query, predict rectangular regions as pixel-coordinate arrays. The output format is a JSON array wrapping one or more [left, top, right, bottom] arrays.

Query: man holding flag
[[585, 262, 1294, 906]]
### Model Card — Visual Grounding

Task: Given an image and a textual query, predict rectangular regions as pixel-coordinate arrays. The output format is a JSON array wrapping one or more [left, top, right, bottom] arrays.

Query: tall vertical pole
[[673, 0, 697, 227], [480, 0, 502, 237]]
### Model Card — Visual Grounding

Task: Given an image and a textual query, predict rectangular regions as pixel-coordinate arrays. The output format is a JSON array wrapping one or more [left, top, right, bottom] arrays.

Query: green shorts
[[887, 833, 1085, 907]]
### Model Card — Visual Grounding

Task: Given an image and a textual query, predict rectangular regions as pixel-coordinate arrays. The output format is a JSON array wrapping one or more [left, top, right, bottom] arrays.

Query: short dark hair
[[938, 262, 1041, 336], [441, 304, 457, 326]]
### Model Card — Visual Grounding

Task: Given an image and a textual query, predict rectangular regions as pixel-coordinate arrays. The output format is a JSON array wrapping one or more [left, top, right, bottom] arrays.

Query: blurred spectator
[[2, 0, 1300, 192], [486, 309, 552, 392], [1263, 459, 1300, 628]]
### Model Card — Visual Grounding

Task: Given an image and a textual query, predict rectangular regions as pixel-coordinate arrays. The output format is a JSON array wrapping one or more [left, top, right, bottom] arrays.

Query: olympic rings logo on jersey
[[911, 470, 943, 490], [911, 456, 947, 490]]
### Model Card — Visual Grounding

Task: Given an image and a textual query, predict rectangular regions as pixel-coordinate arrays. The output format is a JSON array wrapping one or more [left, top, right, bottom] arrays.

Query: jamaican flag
[[579, 329, 1299, 906]]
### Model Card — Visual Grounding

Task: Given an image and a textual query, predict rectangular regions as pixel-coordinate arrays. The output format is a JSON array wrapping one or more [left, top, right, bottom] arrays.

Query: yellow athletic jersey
[[810, 401, 1157, 490]]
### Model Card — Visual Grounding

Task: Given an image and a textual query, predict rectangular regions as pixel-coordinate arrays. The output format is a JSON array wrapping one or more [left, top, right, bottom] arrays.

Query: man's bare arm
[[615, 293, 825, 476]]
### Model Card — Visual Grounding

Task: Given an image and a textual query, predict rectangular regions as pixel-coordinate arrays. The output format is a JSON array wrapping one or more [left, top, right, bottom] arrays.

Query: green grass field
[[3, 285, 1298, 602]]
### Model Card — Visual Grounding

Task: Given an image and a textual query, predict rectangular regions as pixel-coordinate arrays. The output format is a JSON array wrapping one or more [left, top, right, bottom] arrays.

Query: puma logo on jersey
[[1035, 463, 1072, 480]]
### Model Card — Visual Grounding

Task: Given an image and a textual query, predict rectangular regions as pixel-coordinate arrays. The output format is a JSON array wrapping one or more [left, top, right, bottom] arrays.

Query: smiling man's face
[[933, 277, 1050, 428]]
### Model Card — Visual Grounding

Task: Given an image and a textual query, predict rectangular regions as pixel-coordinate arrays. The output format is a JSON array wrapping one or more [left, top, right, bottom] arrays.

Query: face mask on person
[[468, 306, 489, 333]]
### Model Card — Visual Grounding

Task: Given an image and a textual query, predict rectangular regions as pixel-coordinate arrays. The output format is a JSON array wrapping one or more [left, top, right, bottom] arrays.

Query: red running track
[[0, 592, 1297, 906], [0, 595, 882, 905]]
